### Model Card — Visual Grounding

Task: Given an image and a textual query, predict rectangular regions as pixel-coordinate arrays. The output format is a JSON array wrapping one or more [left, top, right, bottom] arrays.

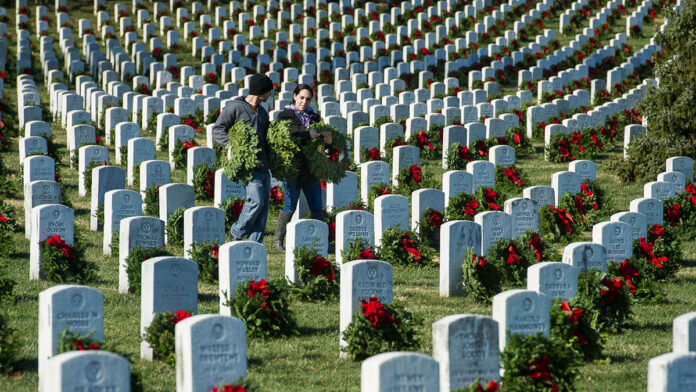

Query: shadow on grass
[[198, 293, 218, 303], [13, 358, 38, 375], [679, 259, 696, 268], [627, 320, 671, 332], [297, 324, 337, 336], [606, 353, 634, 364]]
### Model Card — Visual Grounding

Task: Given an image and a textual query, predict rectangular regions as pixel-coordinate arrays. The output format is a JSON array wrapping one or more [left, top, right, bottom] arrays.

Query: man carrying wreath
[[212, 73, 274, 242]]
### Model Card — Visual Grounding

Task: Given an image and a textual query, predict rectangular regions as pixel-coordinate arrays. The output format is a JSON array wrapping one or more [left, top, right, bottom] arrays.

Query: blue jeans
[[282, 174, 324, 213], [230, 170, 270, 243]]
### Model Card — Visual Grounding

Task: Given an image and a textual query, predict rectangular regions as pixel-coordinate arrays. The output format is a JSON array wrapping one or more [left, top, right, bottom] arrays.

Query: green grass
[[0, 1, 688, 391]]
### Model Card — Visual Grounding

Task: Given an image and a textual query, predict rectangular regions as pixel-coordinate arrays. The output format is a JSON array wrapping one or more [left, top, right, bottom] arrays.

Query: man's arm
[[212, 103, 238, 147]]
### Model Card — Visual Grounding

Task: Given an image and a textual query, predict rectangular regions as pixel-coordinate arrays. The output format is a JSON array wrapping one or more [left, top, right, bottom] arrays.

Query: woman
[[273, 84, 333, 251]]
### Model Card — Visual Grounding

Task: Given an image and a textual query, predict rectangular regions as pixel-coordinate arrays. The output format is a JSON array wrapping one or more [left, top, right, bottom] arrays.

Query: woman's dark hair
[[293, 83, 314, 98]]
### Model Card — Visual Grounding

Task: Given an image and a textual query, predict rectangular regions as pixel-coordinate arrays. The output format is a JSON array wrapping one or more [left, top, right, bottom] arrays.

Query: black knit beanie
[[248, 74, 273, 95]]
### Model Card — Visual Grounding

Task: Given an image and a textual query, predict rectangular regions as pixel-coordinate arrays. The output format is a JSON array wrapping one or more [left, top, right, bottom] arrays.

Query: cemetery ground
[[1, 1, 690, 391]]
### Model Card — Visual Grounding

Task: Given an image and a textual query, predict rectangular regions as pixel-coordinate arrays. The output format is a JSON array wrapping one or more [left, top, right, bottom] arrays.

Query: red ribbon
[[429, 210, 444, 229], [465, 198, 480, 216], [476, 140, 488, 157], [476, 380, 499, 392], [368, 148, 381, 160], [416, 130, 435, 150], [173, 310, 191, 324], [46, 235, 76, 259], [457, 145, 473, 162], [558, 139, 574, 160], [247, 279, 270, 300], [506, 243, 520, 265], [513, 132, 522, 145], [600, 277, 623, 303], [408, 165, 422, 185], [400, 233, 421, 261], [574, 196, 585, 218], [310, 256, 335, 281], [359, 247, 375, 260], [617, 259, 638, 294], [527, 355, 558, 392], [473, 254, 487, 271], [379, 187, 391, 195], [570, 132, 584, 152], [211, 245, 219, 262], [528, 234, 543, 261], [483, 188, 500, 210], [0, 213, 7, 223], [667, 204, 682, 224], [649, 224, 665, 239], [637, 238, 669, 268], [590, 131, 603, 150], [502, 167, 524, 185], [361, 296, 400, 330], [549, 205, 574, 234]]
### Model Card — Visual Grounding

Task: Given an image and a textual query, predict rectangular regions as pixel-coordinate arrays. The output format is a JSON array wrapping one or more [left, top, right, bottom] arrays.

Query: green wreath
[[267, 120, 300, 181], [446, 142, 474, 170], [125, 246, 171, 294], [188, 240, 219, 284], [484, 236, 537, 287], [462, 248, 502, 303], [290, 246, 340, 301], [378, 227, 436, 267], [193, 164, 216, 202], [40, 236, 95, 284], [574, 269, 633, 333], [143, 186, 160, 217], [143, 309, 192, 365], [445, 192, 482, 221], [220, 197, 245, 234], [165, 207, 186, 246], [172, 138, 198, 170], [549, 298, 605, 361], [418, 207, 445, 248], [366, 183, 393, 210], [303, 122, 350, 183], [223, 121, 261, 183]]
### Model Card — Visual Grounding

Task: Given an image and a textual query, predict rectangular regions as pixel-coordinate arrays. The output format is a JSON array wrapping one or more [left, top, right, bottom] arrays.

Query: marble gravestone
[[562, 242, 608, 272], [361, 352, 439, 392], [527, 262, 579, 301], [440, 220, 482, 297], [285, 219, 329, 283], [492, 290, 550, 351], [219, 241, 268, 315], [43, 351, 131, 392]]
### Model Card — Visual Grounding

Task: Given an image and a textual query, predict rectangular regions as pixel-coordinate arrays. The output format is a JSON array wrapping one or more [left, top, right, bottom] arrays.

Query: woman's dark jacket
[[276, 108, 321, 179]]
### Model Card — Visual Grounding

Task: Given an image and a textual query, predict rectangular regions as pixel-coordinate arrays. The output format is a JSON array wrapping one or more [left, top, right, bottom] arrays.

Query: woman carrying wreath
[[273, 84, 333, 251]]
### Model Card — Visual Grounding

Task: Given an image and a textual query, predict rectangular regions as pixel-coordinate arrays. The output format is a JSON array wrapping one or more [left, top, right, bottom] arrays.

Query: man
[[212, 73, 274, 242]]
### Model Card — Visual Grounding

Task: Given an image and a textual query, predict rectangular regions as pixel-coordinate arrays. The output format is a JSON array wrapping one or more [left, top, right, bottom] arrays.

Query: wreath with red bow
[[193, 164, 216, 202], [188, 241, 221, 284], [341, 237, 376, 262], [549, 298, 605, 361], [366, 183, 393, 210], [58, 327, 102, 354], [501, 333, 580, 392], [40, 235, 94, 283], [224, 279, 298, 338], [444, 192, 482, 221], [485, 236, 538, 287], [575, 269, 633, 333], [558, 180, 608, 229], [539, 205, 579, 242], [378, 228, 436, 267], [446, 142, 474, 170], [341, 296, 420, 360], [418, 207, 445, 248], [494, 165, 527, 196], [462, 248, 502, 303], [395, 164, 427, 196], [172, 137, 198, 170], [406, 127, 442, 160], [290, 246, 340, 301], [144, 309, 193, 366]]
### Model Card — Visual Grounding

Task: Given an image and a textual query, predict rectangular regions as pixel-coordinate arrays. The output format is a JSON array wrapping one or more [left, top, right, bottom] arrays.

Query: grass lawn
[[0, 1, 689, 391]]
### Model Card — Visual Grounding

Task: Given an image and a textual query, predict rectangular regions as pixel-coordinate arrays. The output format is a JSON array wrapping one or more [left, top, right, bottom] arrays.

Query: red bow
[[213, 385, 247, 392], [270, 186, 284, 204], [379, 187, 390, 195], [549, 206, 574, 234], [617, 259, 638, 294], [574, 196, 585, 218], [457, 145, 473, 162], [248, 279, 270, 300], [637, 238, 669, 268], [476, 140, 488, 157], [211, 245, 219, 262], [558, 139, 574, 160], [513, 132, 522, 145], [428, 210, 444, 229], [329, 221, 335, 240], [560, 301, 587, 344], [465, 198, 480, 216], [502, 167, 524, 185], [667, 204, 682, 224], [230, 201, 245, 219], [0, 213, 7, 223], [361, 297, 400, 330], [368, 148, 381, 160], [527, 355, 558, 392], [310, 257, 335, 281], [570, 133, 584, 152], [416, 131, 435, 150], [483, 188, 500, 210], [46, 235, 76, 259], [408, 165, 422, 185], [400, 233, 421, 261], [528, 234, 543, 261], [600, 277, 623, 303], [506, 243, 520, 265], [589, 131, 603, 150], [182, 140, 196, 150], [473, 255, 487, 271], [327, 147, 340, 162], [649, 224, 665, 239], [359, 247, 375, 259], [476, 380, 500, 392], [173, 310, 191, 324]]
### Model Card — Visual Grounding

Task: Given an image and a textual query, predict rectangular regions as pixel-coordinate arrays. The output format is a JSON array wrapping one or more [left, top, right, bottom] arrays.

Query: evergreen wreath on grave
[[193, 164, 216, 202], [181, 114, 204, 133], [145, 112, 158, 135], [446, 142, 475, 170], [94, 204, 105, 228], [267, 120, 300, 181], [119, 145, 128, 164], [406, 126, 442, 161], [0, 200, 17, 258], [165, 207, 186, 247], [342, 237, 377, 262], [172, 138, 198, 170], [395, 164, 424, 196], [545, 129, 609, 164], [143, 309, 192, 366], [223, 121, 261, 183], [205, 109, 222, 126], [418, 207, 445, 248], [468, 138, 491, 160], [462, 246, 502, 303], [549, 298, 605, 362], [485, 236, 538, 287], [269, 185, 285, 213], [213, 377, 258, 392], [500, 332, 580, 392], [378, 228, 436, 267], [125, 246, 172, 294], [574, 269, 633, 333], [647, 223, 683, 272], [220, 197, 246, 234], [663, 184, 696, 235], [473, 187, 503, 211], [188, 241, 220, 284], [0, 312, 19, 375], [290, 246, 340, 301], [494, 165, 527, 195], [558, 181, 609, 230], [456, 379, 500, 392], [631, 233, 680, 282], [520, 230, 558, 263], [359, 146, 383, 162], [538, 205, 578, 242], [223, 278, 298, 338], [383, 136, 406, 163], [444, 192, 482, 221], [366, 183, 393, 210], [607, 258, 665, 304], [505, 125, 535, 154], [40, 235, 95, 284], [57, 327, 102, 353], [143, 185, 160, 217], [303, 123, 350, 183], [341, 296, 421, 361], [157, 130, 170, 151], [84, 160, 108, 195]]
